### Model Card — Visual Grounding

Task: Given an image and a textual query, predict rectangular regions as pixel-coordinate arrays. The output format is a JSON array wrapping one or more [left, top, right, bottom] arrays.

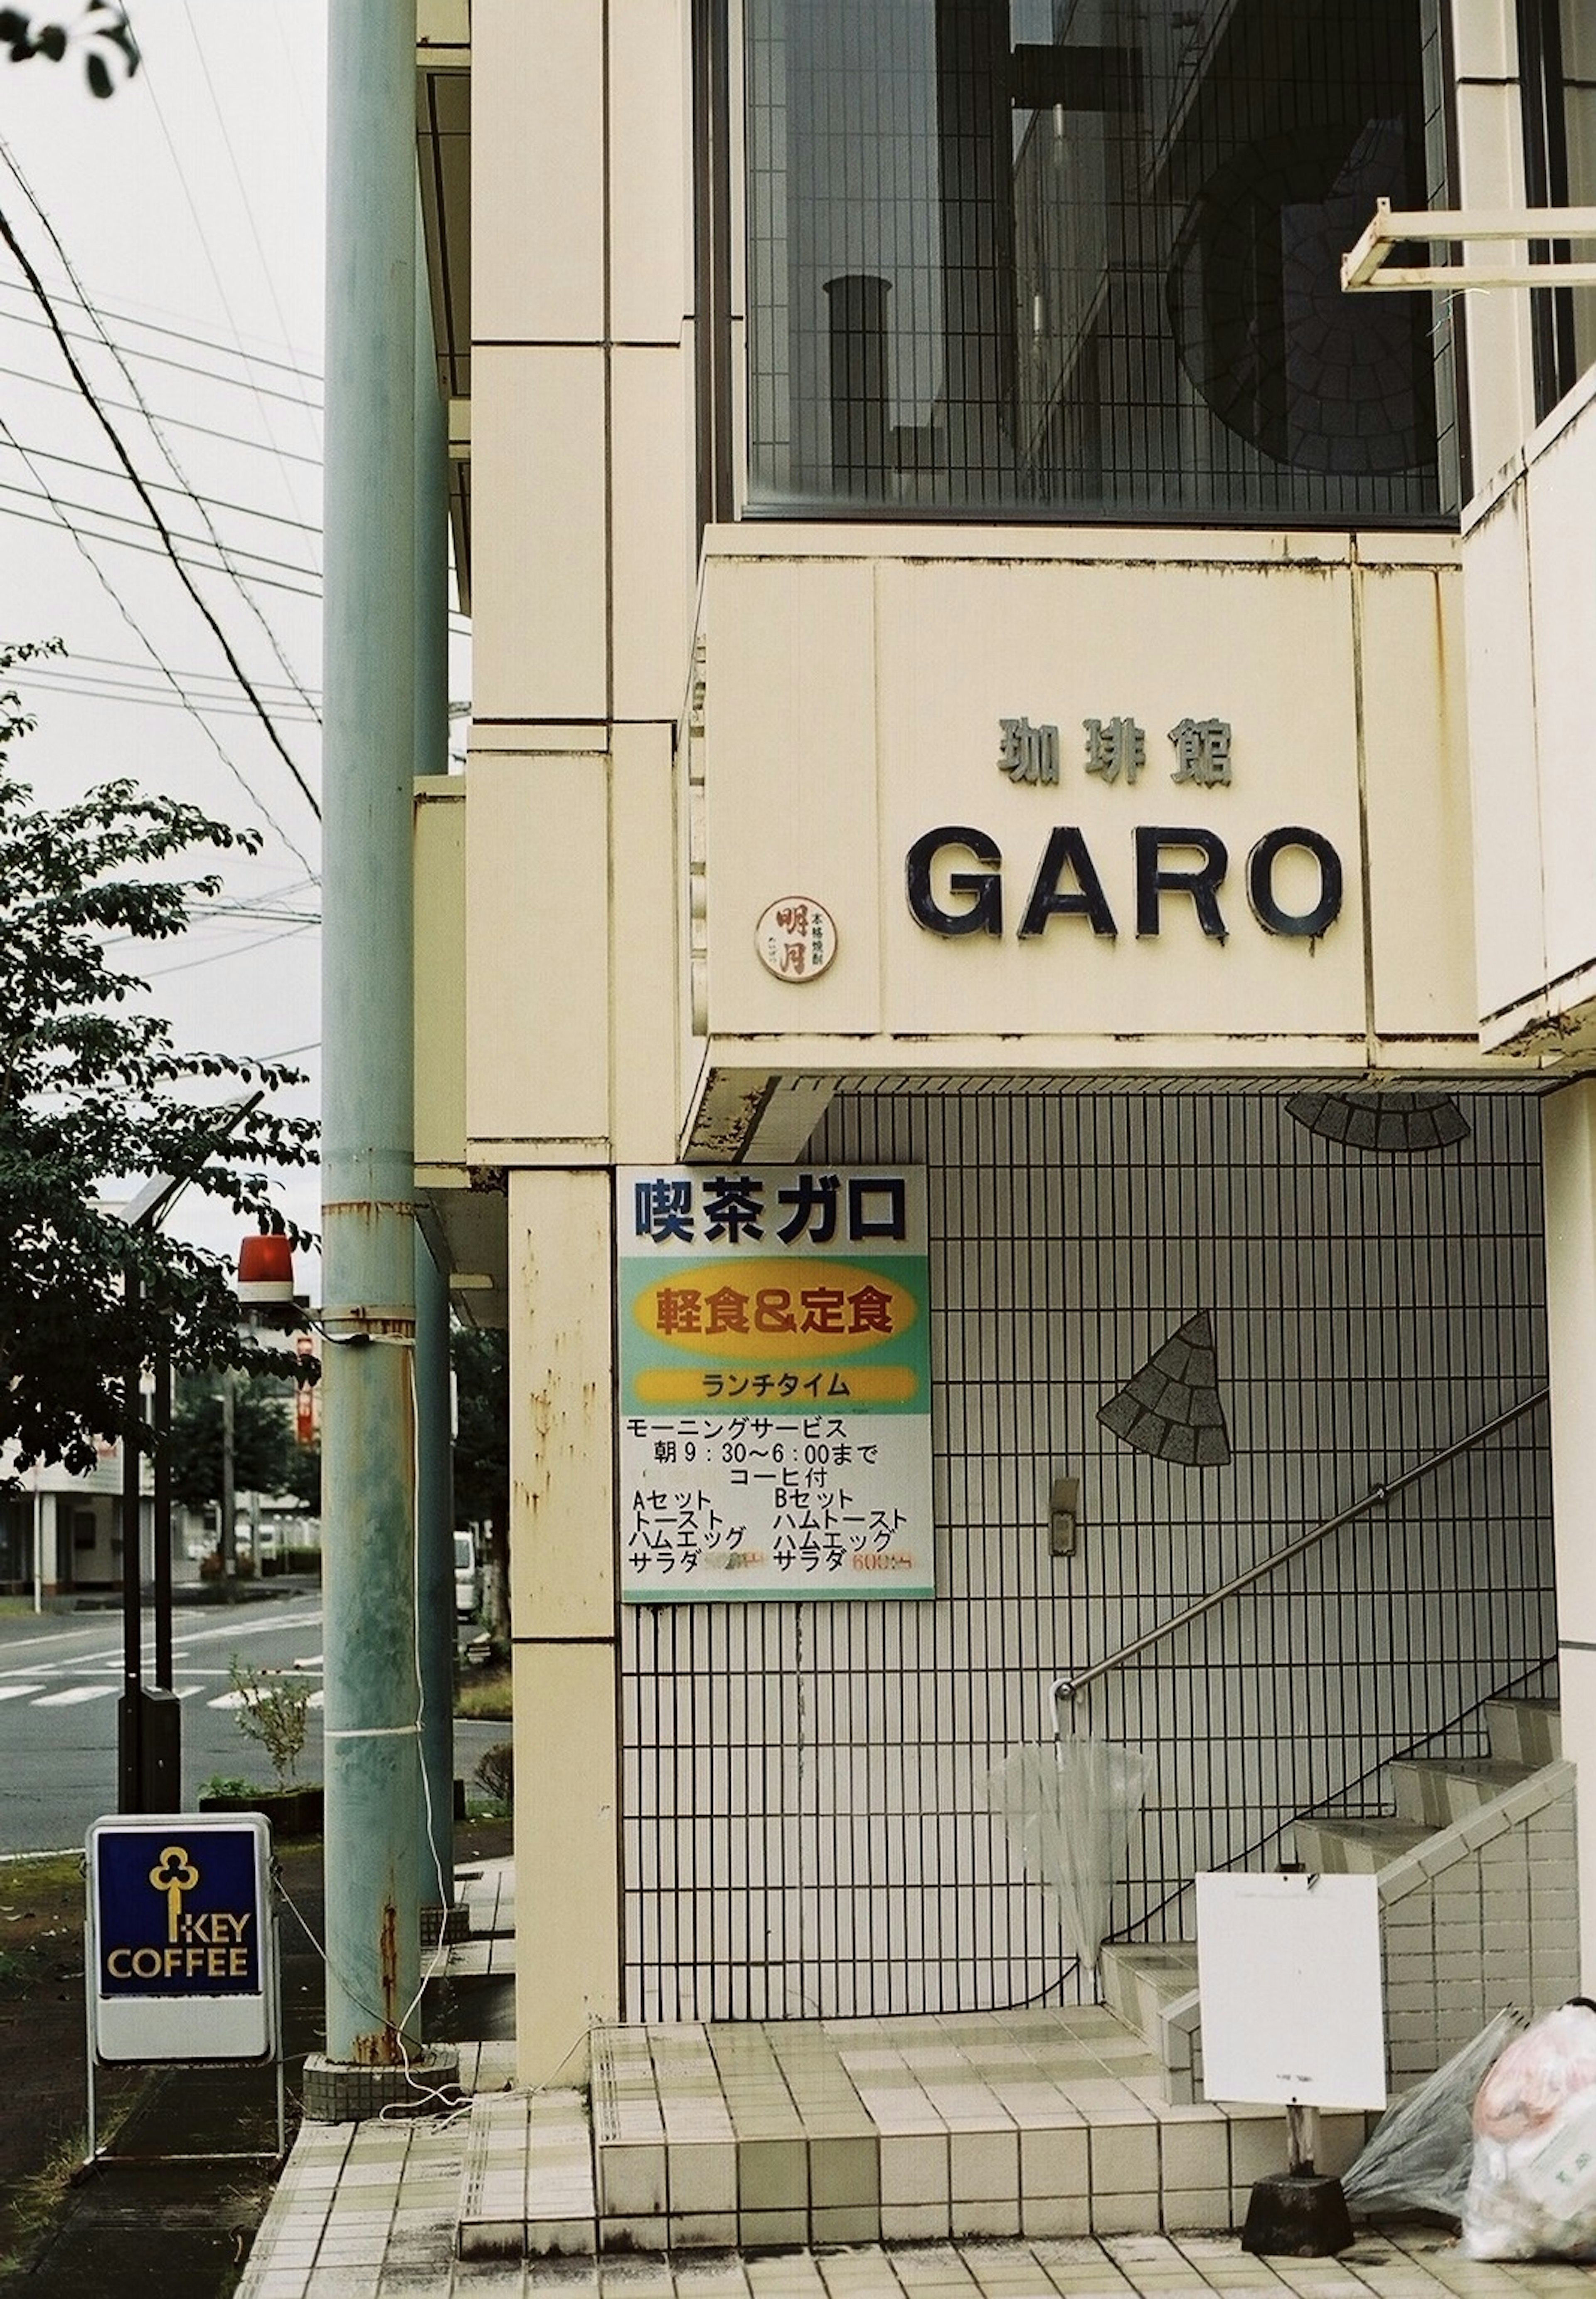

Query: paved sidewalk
[[238, 1859, 1596, 2299], [239, 2147, 1596, 2299]]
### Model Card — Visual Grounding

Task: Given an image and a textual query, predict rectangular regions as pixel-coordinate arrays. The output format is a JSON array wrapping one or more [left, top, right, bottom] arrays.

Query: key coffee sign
[[87, 1813, 277, 2063]]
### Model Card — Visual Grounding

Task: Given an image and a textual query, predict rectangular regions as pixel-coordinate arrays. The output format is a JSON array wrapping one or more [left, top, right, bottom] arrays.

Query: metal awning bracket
[[1342, 198, 1596, 292]]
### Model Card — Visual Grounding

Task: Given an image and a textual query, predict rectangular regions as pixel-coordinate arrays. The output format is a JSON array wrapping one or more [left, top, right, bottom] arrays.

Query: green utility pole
[[310, 0, 440, 2102], [414, 245, 456, 1920]]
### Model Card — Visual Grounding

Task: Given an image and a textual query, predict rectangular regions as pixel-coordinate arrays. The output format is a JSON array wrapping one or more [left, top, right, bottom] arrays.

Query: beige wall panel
[[472, 0, 604, 344], [1463, 490, 1544, 1026], [1454, 80, 1534, 486], [611, 724, 682, 1162], [1450, 0, 1515, 77], [610, 346, 695, 724], [702, 558, 884, 1036], [507, 1168, 616, 1636], [512, 1639, 620, 2084], [1527, 413, 1596, 991], [1357, 565, 1479, 1041], [609, 0, 692, 343], [414, 784, 466, 1168], [471, 347, 608, 724], [872, 559, 1365, 1041], [466, 755, 611, 1147]]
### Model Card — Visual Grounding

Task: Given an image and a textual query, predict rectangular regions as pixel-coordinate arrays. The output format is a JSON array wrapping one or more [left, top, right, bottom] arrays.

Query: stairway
[[1100, 1695, 1576, 2103], [455, 1698, 1575, 2262]]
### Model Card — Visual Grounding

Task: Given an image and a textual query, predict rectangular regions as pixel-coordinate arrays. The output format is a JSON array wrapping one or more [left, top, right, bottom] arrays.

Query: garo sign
[[905, 823, 1344, 945], [87, 1814, 277, 2065]]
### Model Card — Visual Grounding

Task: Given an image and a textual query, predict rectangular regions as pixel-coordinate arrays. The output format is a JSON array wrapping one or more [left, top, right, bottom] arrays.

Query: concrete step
[[1289, 1814, 1431, 1872], [1099, 1941, 1199, 2051], [458, 2088, 595, 2261], [454, 2010, 1368, 2258], [1485, 1696, 1561, 1767], [1387, 1755, 1539, 1827]]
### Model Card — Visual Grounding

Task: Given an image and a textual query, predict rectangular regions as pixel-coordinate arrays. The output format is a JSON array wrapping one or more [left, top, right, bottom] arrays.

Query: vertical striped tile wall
[[620, 1091, 1553, 2021]]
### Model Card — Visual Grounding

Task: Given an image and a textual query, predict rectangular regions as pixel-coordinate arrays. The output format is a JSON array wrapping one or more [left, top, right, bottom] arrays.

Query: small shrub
[[198, 1550, 256, 1581], [473, 1741, 513, 1814], [228, 1656, 313, 1789], [199, 1774, 253, 1801]]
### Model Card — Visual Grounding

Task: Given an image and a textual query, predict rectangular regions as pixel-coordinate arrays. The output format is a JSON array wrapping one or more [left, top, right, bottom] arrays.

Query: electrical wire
[[0, 270, 320, 383], [0, 136, 323, 730], [0, 191, 321, 818], [136, 28, 320, 537], [32, 648, 320, 698], [139, 919, 317, 978], [180, 0, 320, 426], [1, 435, 321, 539], [0, 287, 322, 408], [13, 664, 320, 722], [0, 355, 322, 463], [0, 407, 318, 874], [0, 486, 323, 597]]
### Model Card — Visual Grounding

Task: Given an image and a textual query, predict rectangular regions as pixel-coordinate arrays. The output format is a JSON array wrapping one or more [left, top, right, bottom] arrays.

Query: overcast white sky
[[0, 2, 465, 1282]]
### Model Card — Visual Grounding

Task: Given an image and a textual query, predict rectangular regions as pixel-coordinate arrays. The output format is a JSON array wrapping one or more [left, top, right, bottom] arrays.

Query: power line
[[40, 649, 321, 700], [0, 288, 322, 408], [141, 918, 318, 978], [0, 272, 320, 384], [0, 190, 320, 818], [0, 492, 322, 598], [181, 0, 321, 419], [0, 473, 322, 587], [0, 408, 317, 873], [0, 357, 323, 466], [137, 34, 320, 537], [0, 138, 323, 732], [0, 491, 469, 632], [12, 663, 321, 722], [0, 434, 321, 540]]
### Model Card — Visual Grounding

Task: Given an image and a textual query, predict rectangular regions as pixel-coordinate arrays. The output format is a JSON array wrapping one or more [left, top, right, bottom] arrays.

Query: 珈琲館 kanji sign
[[618, 1167, 933, 1600]]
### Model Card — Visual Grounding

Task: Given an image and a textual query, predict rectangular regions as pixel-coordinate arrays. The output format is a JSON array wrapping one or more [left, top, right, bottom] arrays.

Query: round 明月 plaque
[[755, 897, 837, 982]]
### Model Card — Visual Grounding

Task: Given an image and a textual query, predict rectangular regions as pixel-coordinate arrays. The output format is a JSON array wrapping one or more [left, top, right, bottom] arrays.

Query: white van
[[453, 1530, 479, 1620]]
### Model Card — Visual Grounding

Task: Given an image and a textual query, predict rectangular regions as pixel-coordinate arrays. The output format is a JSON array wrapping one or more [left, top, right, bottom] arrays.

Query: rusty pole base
[[302, 2044, 463, 2123]]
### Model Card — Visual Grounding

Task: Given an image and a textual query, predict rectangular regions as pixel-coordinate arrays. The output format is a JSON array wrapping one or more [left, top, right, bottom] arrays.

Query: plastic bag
[[981, 1730, 1155, 1974], [1343, 2010, 1524, 2223], [1462, 2000, 1596, 2258]]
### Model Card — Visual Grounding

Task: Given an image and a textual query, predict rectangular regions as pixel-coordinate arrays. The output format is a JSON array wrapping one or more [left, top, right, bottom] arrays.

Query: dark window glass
[[1520, 0, 1596, 421], [744, 0, 1452, 522]]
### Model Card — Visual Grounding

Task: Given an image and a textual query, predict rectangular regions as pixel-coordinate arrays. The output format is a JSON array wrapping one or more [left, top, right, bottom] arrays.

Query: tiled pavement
[[237, 1858, 1596, 2299], [240, 2135, 1596, 2299]]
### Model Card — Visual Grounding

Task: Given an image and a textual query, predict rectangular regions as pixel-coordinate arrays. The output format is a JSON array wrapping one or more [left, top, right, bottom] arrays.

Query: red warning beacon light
[[236, 1231, 296, 1307]]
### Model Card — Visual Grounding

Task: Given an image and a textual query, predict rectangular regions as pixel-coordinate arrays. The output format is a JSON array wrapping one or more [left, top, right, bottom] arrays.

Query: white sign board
[[1196, 1871, 1387, 2109], [618, 1166, 933, 1599], [87, 1813, 278, 2065]]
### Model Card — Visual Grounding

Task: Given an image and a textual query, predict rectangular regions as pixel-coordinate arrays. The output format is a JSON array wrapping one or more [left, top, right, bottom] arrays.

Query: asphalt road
[[0, 1593, 507, 1853]]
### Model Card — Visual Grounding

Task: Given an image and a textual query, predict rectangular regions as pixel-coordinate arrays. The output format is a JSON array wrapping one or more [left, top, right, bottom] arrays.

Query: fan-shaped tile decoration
[[1098, 1311, 1231, 1469], [1286, 1089, 1470, 1155]]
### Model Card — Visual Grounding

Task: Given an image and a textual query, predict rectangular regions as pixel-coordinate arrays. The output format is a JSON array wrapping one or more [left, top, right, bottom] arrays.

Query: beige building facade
[[415, 0, 1596, 2092]]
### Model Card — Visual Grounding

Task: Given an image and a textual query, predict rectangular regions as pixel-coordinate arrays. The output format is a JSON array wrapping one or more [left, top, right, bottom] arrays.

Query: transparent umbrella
[[982, 1728, 1156, 1976]]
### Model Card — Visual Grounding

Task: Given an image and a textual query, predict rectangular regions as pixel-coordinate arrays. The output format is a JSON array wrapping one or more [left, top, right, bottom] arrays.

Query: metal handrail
[[1051, 1387, 1549, 1728]]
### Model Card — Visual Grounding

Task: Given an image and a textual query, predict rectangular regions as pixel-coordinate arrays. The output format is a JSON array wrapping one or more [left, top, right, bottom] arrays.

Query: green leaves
[[0, 668, 316, 1478]]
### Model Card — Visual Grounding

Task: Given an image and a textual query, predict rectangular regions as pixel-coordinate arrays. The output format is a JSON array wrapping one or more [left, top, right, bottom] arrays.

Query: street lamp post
[[113, 1092, 264, 1815]]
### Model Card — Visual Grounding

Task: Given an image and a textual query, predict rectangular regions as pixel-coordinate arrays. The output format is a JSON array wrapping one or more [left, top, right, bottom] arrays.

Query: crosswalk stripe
[[0, 1684, 44, 1702], [33, 1684, 119, 1707]]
